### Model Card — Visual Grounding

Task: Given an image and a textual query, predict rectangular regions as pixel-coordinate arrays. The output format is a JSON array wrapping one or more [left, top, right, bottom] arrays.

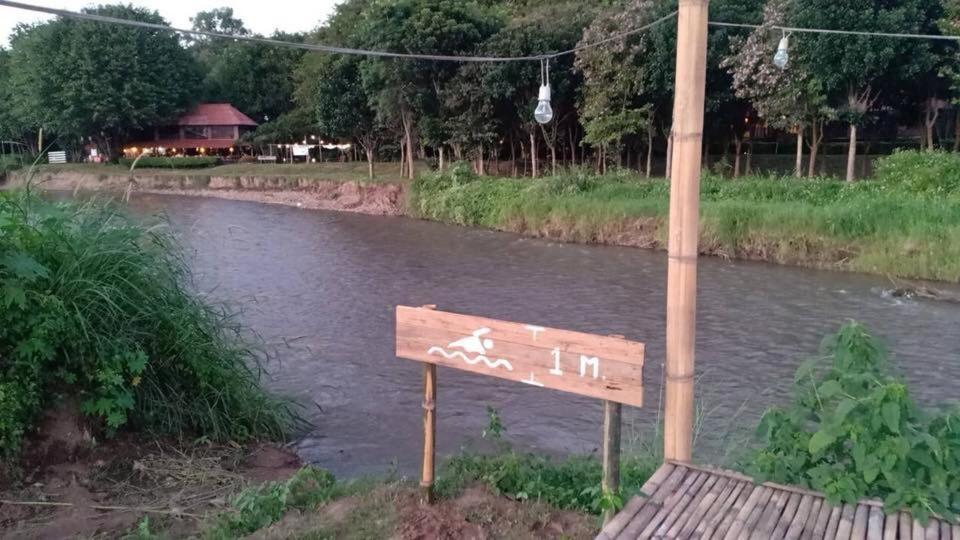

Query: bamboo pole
[[601, 400, 622, 525], [663, 0, 709, 463], [421, 363, 437, 504]]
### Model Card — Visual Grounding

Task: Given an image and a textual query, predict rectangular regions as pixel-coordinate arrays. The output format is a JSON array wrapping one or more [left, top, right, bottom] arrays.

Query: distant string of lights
[[3, 0, 960, 124]]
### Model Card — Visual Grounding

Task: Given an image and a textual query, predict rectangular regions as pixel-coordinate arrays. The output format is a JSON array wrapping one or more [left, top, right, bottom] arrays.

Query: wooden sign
[[396, 305, 644, 407]]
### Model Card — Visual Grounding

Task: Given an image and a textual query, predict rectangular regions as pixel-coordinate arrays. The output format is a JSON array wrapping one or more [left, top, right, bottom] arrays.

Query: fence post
[[602, 400, 622, 525]]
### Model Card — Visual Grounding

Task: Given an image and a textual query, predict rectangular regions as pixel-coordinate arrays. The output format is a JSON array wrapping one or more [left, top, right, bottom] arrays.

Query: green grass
[[0, 187, 298, 455], [26, 160, 423, 184], [410, 153, 960, 282]]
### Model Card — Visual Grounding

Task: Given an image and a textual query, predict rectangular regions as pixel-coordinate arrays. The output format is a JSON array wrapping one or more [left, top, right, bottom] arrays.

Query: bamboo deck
[[597, 462, 958, 540]]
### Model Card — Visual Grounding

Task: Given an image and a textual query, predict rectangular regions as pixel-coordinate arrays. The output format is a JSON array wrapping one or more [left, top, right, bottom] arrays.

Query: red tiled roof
[[177, 103, 258, 127]]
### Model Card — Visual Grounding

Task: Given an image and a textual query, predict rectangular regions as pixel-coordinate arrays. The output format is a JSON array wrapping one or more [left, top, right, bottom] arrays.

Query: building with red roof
[[124, 103, 258, 156]]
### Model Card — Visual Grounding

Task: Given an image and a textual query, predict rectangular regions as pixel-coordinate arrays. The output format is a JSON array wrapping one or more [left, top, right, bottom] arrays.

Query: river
[[125, 193, 960, 478]]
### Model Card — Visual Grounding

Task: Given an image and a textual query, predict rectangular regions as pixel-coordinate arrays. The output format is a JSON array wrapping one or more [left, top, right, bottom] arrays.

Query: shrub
[[119, 156, 220, 169], [0, 189, 297, 456], [751, 322, 960, 523], [873, 150, 960, 196]]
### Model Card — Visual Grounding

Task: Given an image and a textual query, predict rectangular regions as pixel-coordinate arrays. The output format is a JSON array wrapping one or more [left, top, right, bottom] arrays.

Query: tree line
[[1, 0, 959, 181]]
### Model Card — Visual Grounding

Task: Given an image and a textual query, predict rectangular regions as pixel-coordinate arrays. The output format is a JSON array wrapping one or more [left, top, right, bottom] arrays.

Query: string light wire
[[3, 0, 959, 63], [0, 0, 676, 62]]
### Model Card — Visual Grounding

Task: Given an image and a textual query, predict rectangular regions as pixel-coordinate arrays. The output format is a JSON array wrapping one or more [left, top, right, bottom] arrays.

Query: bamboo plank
[[810, 501, 836, 540], [665, 474, 719, 538], [953, 524, 960, 540], [771, 492, 803, 539], [784, 495, 815, 540], [836, 504, 857, 540], [851, 504, 869, 540], [924, 520, 940, 540], [940, 521, 951, 540], [900, 513, 913, 540], [598, 463, 675, 540], [866, 506, 884, 540], [705, 482, 753, 540], [912, 518, 924, 540], [740, 487, 777, 540], [678, 476, 730, 539], [692, 478, 741, 539], [882, 511, 899, 540], [722, 485, 770, 540], [750, 490, 789, 540], [824, 505, 843, 539], [647, 472, 708, 538], [799, 498, 824, 540], [614, 466, 690, 540]]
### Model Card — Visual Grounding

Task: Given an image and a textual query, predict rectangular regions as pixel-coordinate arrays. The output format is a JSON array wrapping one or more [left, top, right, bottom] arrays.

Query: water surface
[[125, 194, 960, 477]]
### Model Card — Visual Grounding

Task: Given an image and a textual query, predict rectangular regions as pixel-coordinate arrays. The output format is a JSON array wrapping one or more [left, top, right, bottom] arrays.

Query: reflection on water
[[125, 193, 960, 478]]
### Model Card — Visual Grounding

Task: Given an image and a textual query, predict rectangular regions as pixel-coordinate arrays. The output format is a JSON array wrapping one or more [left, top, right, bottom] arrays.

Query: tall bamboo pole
[[663, 0, 709, 463]]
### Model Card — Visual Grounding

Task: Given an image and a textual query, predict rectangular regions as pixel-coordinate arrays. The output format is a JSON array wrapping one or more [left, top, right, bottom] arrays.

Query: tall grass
[[0, 188, 297, 455], [410, 152, 960, 281]]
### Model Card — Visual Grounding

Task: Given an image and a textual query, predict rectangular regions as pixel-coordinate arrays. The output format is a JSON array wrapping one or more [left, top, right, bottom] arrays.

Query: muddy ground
[[0, 404, 597, 539]]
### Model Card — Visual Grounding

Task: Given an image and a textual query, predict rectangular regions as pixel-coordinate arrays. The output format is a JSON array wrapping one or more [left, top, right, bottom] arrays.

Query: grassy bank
[[410, 151, 960, 282], [0, 189, 298, 457], [24, 161, 422, 183]]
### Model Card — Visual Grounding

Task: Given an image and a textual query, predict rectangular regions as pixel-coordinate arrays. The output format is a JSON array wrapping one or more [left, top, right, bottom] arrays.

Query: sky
[[0, 0, 342, 46]]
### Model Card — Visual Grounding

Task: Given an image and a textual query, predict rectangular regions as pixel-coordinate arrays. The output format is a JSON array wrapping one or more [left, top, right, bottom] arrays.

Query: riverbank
[[0, 403, 605, 538], [6, 164, 406, 215], [9, 150, 960, 282]]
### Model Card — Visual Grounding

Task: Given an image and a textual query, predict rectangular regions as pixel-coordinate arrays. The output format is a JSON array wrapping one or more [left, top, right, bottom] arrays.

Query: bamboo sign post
[[396, 305, 645, 505]]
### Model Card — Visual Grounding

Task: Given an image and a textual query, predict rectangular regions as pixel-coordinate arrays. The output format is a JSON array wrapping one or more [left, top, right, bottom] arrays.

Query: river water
[[124, 193, 960, 478]]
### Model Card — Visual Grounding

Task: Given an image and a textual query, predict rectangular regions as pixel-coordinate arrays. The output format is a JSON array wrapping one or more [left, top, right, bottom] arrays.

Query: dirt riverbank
[[6, 170, 406, 216]]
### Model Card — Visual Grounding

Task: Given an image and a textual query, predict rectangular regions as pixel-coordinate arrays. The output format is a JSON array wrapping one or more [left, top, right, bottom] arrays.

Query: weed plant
[[0, 188, 297, 455]]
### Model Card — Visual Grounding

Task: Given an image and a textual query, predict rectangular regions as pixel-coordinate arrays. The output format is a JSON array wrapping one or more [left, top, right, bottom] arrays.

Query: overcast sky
[[1, 0, 342, 46]]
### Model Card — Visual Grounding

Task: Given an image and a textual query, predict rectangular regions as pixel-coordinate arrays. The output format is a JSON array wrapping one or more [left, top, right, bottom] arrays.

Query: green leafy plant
[[206, 467, 336, 538], [751, 322, 960, 523], [436, 405, 657, 514], [0, 189, 298, 457]]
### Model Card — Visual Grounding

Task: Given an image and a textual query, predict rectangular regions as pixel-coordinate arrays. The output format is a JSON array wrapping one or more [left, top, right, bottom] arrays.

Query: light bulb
[[773, 35, 789, 69], [534, 84, 553, 124]]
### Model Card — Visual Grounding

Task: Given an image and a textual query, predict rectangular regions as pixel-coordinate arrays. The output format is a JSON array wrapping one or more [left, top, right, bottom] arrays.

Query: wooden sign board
[[396, 306, 644, 407]]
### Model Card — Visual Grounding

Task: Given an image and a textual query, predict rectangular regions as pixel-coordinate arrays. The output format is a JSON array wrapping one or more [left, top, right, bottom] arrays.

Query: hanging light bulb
[[773, 33, 790, 69], [535, 84, 553, 124], [534, 59, 554, 124]]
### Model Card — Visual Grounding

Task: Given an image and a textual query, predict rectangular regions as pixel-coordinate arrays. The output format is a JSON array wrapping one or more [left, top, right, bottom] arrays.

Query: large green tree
[[723, 0, 831, 177], [306, 56, 384, 179], [7, 5, 200, 158], [786, 0, 943, 180], [354, 0, 503, 179], [190, 8, 305, 123]]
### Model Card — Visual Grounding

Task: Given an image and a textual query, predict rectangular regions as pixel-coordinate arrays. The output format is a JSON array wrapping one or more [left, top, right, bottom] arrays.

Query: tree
[[306, 56, 384, 180], [190, 7, 249, 36], [190, 8, 304, 124], [786, 0, 943, 180], [355, 0, 503, 179], [723, 0, 831, 177], [198, 31, 306, 123], [7, 5, 200, 159], [577, 0, 660, 176]]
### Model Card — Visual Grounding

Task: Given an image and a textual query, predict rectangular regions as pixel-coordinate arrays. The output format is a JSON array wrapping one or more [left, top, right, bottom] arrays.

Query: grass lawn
[[23, 161, 423, 183]]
